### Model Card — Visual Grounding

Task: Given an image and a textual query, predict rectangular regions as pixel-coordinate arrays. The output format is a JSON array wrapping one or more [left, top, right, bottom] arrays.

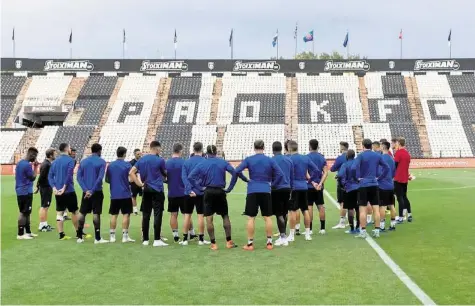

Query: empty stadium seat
[[35, 126, 60, 161], [78, 75, 118, 97], [298, 124, 355, 158], [23, 75, 72, 107], [1, 75, 26, 126], [50, 126, 95, 161], [1, 98, 16, 126], [74, 98, 109, 126], [0, 130, 24, 163]]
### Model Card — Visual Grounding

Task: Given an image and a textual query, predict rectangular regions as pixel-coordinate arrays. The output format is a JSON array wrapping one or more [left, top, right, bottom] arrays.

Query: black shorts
[[80, 190, 104, 215], [56, 191, 79, 213], [168, 196, 185, 213], [379, 189, 394, 206], [289, 190, 308, 212], [343, 190, 358, 210], [40, 187, 53, 208], [17, 194, 33, 214], [109, 198, 133, 215], [308, 189, 325, 206], [141, 191, 165, 214], [271, 189, 291, 216], [358, 186, 379, 206], [245, 192, 272, 217], [130, 182, 143, 197], [203, 187, 228, 217], [337, 185, 345, 203], [183, 195, 204, 214]]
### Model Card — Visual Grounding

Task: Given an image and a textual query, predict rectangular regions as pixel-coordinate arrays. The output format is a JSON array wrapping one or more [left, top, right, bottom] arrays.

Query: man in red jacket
[[394, 137, 412, 223]]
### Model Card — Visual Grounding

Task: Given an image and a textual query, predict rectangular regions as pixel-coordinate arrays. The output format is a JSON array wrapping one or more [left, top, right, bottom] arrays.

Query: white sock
[[367, 215, 372, 223], [305, 228, 310, 235], [380, 220, 385, 230], [63, 212, 68, 217], [189, 229, 195, 236], [339, 217, 345, 224], [408, 213, 412, 217], [403, 209, 407, 216], [295, 224, 300, 230], [133, 207, 138, 213], [267, 237, 272, 244], [172, 230, 179, 237], [391, 220, 396, 227], [289, 229, 295, 236], [374, 228, 380, 233]]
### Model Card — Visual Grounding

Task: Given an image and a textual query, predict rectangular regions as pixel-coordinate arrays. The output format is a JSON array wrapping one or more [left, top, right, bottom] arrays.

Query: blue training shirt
[[77, 154, 106, 193], [48, 154, 75, 193], [182, 155, 205, 196], [106, 159, 132, 199], [354, 150, 390, 188], [330, 152, 347, 172], [307, 151, 327, 188], [378, 153, 396, 191], [188, 155, 240, 192], [272, 153, 294, 190], [134, 154, 167, 193], [166, 157, 185, 198], [289, 153, 321, 191], [235, 153, 284, 194], [340, 159, 359, 192], [15, 160, 35, 195]]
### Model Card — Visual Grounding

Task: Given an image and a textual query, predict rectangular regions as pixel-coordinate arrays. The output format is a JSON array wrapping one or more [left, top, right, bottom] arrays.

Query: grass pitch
[[1, 168, 475, 304]]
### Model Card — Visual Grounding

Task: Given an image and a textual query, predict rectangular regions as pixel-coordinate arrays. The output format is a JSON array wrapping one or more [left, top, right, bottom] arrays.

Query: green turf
[[1, 168, 474, 304]]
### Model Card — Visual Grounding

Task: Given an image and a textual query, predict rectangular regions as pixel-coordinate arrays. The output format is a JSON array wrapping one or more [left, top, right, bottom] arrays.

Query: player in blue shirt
[[15, 147, 39, 240], [339, 149, 360, 234], [188, 145, 241, 251], [287, 140, 321, 242], [48, 143, 80, 240], [271, 141, 294, 246], [235, 140, 284, 251], [105, 146, 135, 243], [378, 141, 397, 231], [307, 139, 329, 235], [181, 142, 210, 246], [165, 143, 190, 245], [76, 143, 107, 244], [129, 141, 168, 247], [354, 139, 390, 238], [330, 141, 349, 229]]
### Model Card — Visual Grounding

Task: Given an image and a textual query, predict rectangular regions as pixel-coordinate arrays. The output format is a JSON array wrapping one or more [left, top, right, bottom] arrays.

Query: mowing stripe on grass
[[323, 189, 437, 306]]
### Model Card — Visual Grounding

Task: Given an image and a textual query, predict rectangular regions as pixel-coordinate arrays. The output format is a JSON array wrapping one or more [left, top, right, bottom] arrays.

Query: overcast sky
[[1, 0, 474, 60]]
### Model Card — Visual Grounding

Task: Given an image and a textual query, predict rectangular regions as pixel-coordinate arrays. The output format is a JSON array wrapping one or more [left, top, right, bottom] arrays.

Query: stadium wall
[[2, 158, 475, 175]]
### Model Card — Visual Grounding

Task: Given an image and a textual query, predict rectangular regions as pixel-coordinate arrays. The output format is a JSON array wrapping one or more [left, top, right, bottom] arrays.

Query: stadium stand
[[23, 75, 72, 107], [0, 129, 25, 163], [156, 76, 216, 157], [35, 126, 60, 161], [416, 74, 473, 157], [220, 74, 286, 159], [364, 73, 423, 157], [100, 76, 161, 161], [1, 75, 26, 126]]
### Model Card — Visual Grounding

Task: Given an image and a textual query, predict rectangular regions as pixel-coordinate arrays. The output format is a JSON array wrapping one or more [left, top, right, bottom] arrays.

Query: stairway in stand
[[209, 78, 222, 125], [143, 77, 171, 152], [285, 77, 299, 142], [62, 77, 86, 108], [405, 76, 432, 157], [6, 78, 32, 127], [358, 77, 370, 123], [13, 128, 42, 163], [352, 125, 364, 153], [84, 78, 123, 156]]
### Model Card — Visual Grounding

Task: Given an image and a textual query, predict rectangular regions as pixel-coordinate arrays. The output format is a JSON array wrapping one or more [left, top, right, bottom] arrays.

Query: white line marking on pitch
[[323, 189, 437, 305]]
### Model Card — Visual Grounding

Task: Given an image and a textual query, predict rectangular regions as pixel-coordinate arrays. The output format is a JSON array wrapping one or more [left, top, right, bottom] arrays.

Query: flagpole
[[70, 46, 72, 59], [276, 29, 279, 59], [400, 37, 402, 60], [346, 30, 349, 59], [231, 35, 234, 60], [294, 23, 298, 59], [312, 38, 315, 55]]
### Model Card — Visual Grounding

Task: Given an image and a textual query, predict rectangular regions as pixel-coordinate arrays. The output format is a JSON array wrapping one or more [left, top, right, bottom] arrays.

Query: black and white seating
[[0, 129, 24, 163], [1, 75, 26, 126]]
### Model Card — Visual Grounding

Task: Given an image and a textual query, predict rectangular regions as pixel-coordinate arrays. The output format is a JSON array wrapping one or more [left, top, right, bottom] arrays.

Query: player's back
[[272, 153, 293, 189], [135, 154, 166, 192], [196, 157, 229, 188], [355, 150, 383, 187], [107, 159, 132, 199], [49, 154, 75, 192], [78, 154, 106, 191], [307, 152, 326, 186], [165, 157, 185, 197], [342, 160, 358, 192], [290, 154, 315, 190], [183, 155, 205, 195], [15, 159, 33, 195], [242, 154, 276, 193], [378, 154, 395, 190]]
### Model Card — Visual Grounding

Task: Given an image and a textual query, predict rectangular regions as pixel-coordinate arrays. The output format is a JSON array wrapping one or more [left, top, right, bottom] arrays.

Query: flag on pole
[[448, 29, 452, 46], [123, 29, 126, 43], [12, 28, 15, 41], [398, 29, 403, 39], [69, 30, 72, 43], [343, 32, 349, 47], [272, 30, 278, 47], [294, 23, 298, 39], [303, 30, 314, 43], [229, 29, 233, 47]]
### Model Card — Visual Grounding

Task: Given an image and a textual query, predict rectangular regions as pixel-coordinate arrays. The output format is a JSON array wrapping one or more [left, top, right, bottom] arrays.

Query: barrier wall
[[2, 58, 474, 73]]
